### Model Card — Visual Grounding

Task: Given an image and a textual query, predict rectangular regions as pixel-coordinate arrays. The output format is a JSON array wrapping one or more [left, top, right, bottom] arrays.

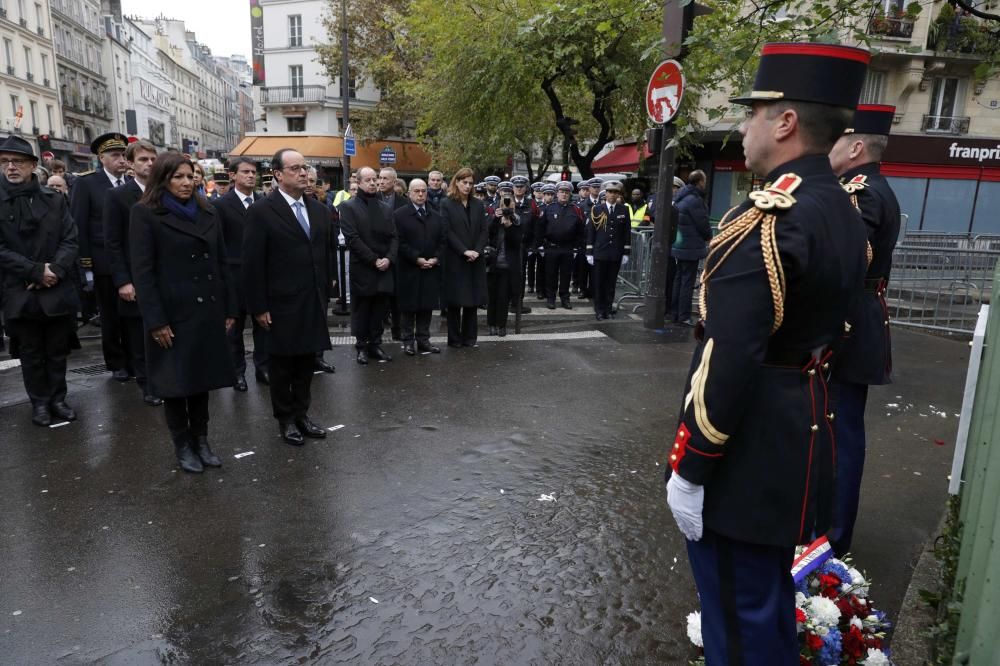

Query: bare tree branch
[[949, 0, 1000, 22]]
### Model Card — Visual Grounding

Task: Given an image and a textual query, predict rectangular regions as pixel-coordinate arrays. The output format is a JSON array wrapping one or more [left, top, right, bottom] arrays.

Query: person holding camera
[[485, 181, 525, 336], [538, 181, 585, 309]]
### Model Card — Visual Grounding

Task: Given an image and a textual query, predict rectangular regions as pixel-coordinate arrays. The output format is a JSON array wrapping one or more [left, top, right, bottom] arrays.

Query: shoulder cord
[[849, 194, 875, 268], [698, 205, 786, 333], [591, 206, 608, 231]]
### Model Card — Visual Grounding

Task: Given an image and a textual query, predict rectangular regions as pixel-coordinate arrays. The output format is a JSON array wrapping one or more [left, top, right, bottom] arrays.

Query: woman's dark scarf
[[162, 191, 199, 222]]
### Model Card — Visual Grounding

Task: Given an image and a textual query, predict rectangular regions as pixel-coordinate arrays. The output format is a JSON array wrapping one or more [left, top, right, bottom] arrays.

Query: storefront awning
[[591, 143, 652, 173], [229, 135, 433, 173]]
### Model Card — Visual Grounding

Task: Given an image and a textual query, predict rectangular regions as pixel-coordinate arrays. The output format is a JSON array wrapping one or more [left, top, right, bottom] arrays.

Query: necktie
[[292, 201, 310, 238], [417, 207, 425, 218], [243, 196, 252, 209], [115, 178, 122, 187]]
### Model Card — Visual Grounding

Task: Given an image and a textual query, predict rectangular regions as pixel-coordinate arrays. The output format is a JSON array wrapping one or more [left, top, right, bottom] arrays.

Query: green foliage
[[929, 7, 999, 58], [921, 495, 963, 665]]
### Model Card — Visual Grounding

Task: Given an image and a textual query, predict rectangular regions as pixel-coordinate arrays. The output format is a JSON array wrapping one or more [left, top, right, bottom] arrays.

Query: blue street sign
[[379, 146, 396, 164], [344, 137, 356, 157]]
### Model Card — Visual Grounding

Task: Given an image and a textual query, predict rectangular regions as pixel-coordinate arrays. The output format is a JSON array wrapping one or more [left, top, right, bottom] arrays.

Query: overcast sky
[[121, 0, 252, 61]]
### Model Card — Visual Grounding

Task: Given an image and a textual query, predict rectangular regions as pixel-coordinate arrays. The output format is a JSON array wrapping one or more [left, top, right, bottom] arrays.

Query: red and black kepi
[[730, 43, 871, 109], [844, 104, 896, 136]]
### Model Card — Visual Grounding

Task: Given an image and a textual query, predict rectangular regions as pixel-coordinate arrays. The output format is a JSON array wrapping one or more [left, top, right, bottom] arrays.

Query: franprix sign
[[884, 136, 1000, 168]]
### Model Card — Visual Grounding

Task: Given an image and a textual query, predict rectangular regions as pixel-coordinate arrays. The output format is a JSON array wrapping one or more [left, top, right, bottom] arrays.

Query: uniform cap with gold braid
[[730, 43, 871, 108], [90, 132, 129, 155], [844, 104, 896, 136]]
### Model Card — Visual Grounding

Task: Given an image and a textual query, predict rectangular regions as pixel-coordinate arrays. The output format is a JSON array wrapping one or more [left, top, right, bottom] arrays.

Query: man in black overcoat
[[216, 156, 268, 391], [243, 149, 334, 446], [393, 178, 444, 355], [71, 132, 131, 380], [104, 139, 161, 405], [0, 136, 80, 426], [341, 166, 398, 364]]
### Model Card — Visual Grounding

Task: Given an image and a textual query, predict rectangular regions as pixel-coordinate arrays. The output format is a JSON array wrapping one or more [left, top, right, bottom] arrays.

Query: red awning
[[591, 143, 652, 173]]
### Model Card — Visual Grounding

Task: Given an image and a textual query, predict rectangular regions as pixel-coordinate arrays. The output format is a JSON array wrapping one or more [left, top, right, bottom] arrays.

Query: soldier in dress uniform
[[537, 181, 584, 309], [585, 180, 630, 320], [826, 104, 901, 557], [663, 43, 870, 665], [483, 175, 501, 209], [71, 132, 131, 380]]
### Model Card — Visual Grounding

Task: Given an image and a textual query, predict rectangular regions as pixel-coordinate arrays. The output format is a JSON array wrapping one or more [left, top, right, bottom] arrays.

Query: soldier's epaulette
[[749, 173, 802, 211], [842, 174, 868, 194]]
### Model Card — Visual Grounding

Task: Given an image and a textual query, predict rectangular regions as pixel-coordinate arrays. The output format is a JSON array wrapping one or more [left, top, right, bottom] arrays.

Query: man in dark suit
[[378, 166, 408, 340], [393, 178, 444, 355], [216, 156, 269, 391], [341, 166, 398, 364], [0, 136, 80, 426], [71, 132, 131, 380], [243, 149, 334, 446], [103, 139, 161, 406]]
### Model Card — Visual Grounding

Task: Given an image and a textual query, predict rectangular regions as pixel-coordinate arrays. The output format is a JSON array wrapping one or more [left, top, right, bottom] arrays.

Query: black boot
[[561, 297, 573, 310], [192, 435, 222, 468], [50, 400, 77, 422], [174, 434, 204, 473], [31, 403, 51, 427]]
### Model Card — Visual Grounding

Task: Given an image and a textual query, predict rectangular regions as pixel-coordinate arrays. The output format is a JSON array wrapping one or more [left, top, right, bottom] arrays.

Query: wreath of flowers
[[686, 537, 893, 665]]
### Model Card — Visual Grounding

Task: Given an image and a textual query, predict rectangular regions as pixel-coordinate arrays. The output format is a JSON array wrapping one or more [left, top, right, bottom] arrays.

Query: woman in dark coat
[[670, 170, 712, 325], [440, 167, 488, 347], [485, 181, 523, 337], [130, 153, 237, 473]]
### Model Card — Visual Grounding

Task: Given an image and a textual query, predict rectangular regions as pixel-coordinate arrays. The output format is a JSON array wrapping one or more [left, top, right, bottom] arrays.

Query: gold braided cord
[[698, 206, 786, 333], [850, 194, 859, 211], [866, 240, 873, 267], [591, 207, 608, 231]]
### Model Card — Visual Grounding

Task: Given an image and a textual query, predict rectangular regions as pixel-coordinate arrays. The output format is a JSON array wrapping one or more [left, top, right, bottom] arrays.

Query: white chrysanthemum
[[686, 611, 703, 648], [849, 567, 870, 597], [850, 616, 864, 630], [861, 647, 891, 665], [796, 591, 807, 607], [806, 596, 842, 627]]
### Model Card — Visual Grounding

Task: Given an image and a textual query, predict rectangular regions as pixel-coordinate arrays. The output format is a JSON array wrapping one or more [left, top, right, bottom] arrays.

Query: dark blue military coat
[[70, 169, 120, 274], [585, 201, 631, 261]]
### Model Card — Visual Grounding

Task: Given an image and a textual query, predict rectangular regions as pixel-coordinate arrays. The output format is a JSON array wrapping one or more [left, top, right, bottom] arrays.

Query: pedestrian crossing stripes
[[328, 330, 608, 346]]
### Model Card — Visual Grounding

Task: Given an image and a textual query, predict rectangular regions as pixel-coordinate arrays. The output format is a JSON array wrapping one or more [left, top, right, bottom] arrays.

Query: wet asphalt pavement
[[0, 316, 964, 664]]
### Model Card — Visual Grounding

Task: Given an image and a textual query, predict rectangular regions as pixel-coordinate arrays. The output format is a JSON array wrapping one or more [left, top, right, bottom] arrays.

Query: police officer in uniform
[[482, 175, 501, 209], [585, 180, 630, 320], [473, 182, 487, 201], [71, 132, 131, 380], [826, 104, 901, 557], [510, 175, 537, 314], [529, 183, 557, 296], [537, 181, 584, 309], [530, 181, 544, 205], [663, 43, 870, 665]]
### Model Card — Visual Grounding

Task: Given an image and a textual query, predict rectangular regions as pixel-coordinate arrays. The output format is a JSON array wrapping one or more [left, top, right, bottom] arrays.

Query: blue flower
[[819, 626, 842, 665], [819, 560, 852, 585], [874, 609, 891, 629], [795, 576, 811, 595]]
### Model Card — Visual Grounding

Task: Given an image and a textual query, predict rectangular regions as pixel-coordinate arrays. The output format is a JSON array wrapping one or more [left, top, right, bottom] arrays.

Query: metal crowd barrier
[[616, 228, 655, 312]]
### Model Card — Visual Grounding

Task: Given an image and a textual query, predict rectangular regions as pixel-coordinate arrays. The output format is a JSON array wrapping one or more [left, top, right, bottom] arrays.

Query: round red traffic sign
[[646, 60, 685, 125], [41, 151, 55, 160]]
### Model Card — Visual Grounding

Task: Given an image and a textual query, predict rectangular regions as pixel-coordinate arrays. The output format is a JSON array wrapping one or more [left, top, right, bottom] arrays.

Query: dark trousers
[[526, 252, 546, 294], [351, 293, 390, 350], [829, 381, 869, 556], [269, 353, 315, 423], [487, 268, 518, 328], [592, 259, 621, 316], [387, 295, 402, 338], [94, 274, 129, 372], [163, 392, 209, 440], [447, 306, 478, 345], [687, 530, 798, 666], [122, 316, 149, 389], [401, 310, 432, 344], [545, 250, 574, 301], [8, 316, 71, 405], [572, 251, 592, 296], [228, 311, 270, 376], [671, 259, 700, 323]]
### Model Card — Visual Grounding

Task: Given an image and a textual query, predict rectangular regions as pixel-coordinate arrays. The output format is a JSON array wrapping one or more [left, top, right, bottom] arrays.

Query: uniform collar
[[763, 153, 836, 185], [839, 161, 881, 182]]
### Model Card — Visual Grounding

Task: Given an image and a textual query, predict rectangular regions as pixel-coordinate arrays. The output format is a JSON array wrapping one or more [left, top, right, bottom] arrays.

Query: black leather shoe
[[295, 417, 326, 438], [32, 404, 51, 427], [462, 341, 479, 348], [417, 343, 441, 354], [356, 350, 369, 365], [50, 401, 76, 422], [498, 327, 507, 337], [403, 342, 416, 356], [547, 301, 556, 310], [447, 342, 463, 349], [370, 346, 392, 362], [234, 375, 248, 392], [509, 304, 532, 314], [175, 442, 204, 473], [143, 393, 163, 406], [112, 369, 130, 382], [280, 422, 305, 446], [255, 369, 270, 386], [314, 359, 336, 374], [192, 435, 222, 467], [561, 298, 573, 310]]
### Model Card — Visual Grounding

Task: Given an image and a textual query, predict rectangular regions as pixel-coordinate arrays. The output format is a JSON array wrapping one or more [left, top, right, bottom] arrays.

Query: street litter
[[369, 597, 380, 604], [234, 451, 255, 459], [538, 494, 556, 502], [328, 424, 345, 432]]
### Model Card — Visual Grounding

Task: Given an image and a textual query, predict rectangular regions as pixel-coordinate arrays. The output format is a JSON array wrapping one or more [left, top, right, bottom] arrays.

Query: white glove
[[666, 472, 704, 541], [586, 255, 594, 266], [84, 270, 94, 285], [621, 255, 629, 266]]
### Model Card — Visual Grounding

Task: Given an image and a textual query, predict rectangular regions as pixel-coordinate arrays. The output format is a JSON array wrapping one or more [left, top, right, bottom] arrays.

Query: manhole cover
[[69, 364, 109, 376]]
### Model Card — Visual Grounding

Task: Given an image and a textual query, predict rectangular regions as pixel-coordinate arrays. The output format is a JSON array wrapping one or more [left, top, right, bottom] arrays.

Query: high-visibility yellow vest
[[333, 189, 352, 206], [627, 203, 650, 227]]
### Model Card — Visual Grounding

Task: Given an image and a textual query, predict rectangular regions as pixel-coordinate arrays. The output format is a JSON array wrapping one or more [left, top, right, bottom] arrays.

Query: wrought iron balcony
[[868, 16, 914, 39], [922, 115, 971, 135], [260, 85, 326, 105]]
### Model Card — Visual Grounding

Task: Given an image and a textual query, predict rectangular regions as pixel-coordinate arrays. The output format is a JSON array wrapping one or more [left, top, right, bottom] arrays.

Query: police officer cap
[[673, 176, 685, 188], [0, 135, 37, 160], [510, 175, 529, 187], [474, 182, 486, 193], [577, 181, 591, 190], [484, 175, 501, 185], [556, 181, 574, 193], [588, 177, 603, 188], [530, 181, 544, 191], [845, 104, 896, 136], [91, 132, 129, 155], [604, 180, 624, 192], [729, 42, 870, 109], [496, 181, 513, 192], [541, 183, 557, 194], [212, 172, 230, 183]]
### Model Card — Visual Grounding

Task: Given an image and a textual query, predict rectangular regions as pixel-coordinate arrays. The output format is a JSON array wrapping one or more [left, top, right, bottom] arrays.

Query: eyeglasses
[[0, 158, 30, 167], [282, 164, 309, 173]]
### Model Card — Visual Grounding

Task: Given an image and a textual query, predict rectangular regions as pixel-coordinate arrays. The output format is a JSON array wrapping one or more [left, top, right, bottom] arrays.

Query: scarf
[[2, 175, 41, 236], [163, 191, 199, 222]]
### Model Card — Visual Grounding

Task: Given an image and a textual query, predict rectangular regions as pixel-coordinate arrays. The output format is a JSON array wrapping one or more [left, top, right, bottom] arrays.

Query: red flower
[[843, 624, 867, 658], [799, 656, 811, 666], [806, 632, 823, 651], [796, 608, 807, 624], [819, 573, 842, 591]]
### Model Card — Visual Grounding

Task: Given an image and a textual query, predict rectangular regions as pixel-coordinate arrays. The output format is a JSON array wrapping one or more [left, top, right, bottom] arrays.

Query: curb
[[890, 511, 946, 665]]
